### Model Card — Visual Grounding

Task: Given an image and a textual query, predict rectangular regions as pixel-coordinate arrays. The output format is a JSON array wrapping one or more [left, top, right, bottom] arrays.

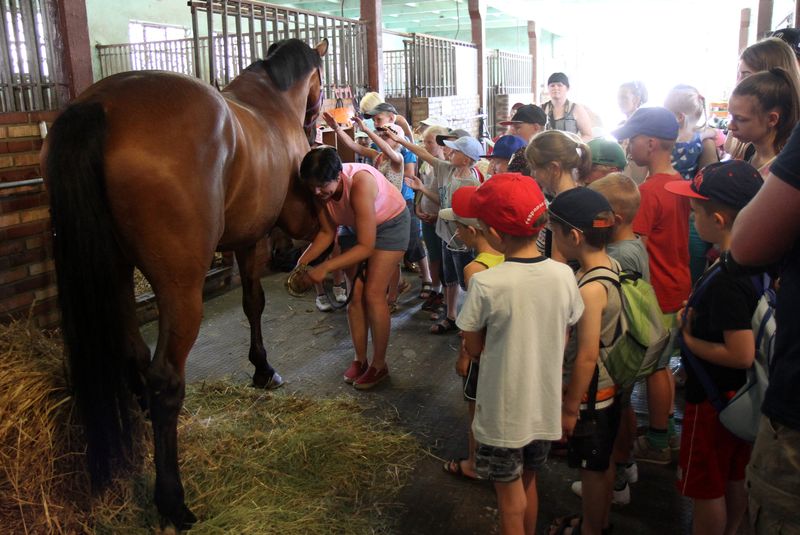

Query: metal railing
[[0, 0, 67, 112], [406, 33, 476, 98], [487, 49, 533, 94], [383, 49, 406, 99], [188, 0, 368, 97]]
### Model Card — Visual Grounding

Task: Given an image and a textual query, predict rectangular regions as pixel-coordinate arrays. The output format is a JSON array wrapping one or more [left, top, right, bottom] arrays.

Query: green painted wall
[[85, 0, 194, 80]]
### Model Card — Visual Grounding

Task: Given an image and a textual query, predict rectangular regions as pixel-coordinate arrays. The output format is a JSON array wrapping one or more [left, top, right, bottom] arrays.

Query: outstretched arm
[[354, 116, 403, 166], [385, 128, 441, 166], [322, 112, 378, 159]]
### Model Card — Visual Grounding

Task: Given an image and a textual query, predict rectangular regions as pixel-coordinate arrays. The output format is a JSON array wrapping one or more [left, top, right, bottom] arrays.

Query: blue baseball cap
[[484, 135, 526, 159], [442, 136, 484, 162], [611, 106, 679, 141]]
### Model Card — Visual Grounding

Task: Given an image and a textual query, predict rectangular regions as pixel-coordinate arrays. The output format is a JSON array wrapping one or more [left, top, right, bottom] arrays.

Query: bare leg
[[345, 264, 368, 364], [363, 249, 405, 368], [429, 258, 442, 291], [522, 471, 540, 535], [613, 406, 636, 464], [387, 263, 401, 304], [692, 497, 726, 535], [647, 368, 673, 430], [495, 479, 527, 535], [418, 255, 432, 285], [445, 283, 459, 320], [579, 466, 615, 535], [723, 480, 747, 535], [461, 401, 479, 477]]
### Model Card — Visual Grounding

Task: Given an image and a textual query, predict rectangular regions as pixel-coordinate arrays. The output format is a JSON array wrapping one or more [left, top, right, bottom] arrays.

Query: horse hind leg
[[119, 265, 151, 412], [147, 283, 203, 530], [235, 244, 283, 389]]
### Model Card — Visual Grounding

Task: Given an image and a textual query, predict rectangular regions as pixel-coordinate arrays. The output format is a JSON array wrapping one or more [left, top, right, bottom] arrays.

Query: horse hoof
[[253, 371, 285, 390], [161, 503, 197, 532]]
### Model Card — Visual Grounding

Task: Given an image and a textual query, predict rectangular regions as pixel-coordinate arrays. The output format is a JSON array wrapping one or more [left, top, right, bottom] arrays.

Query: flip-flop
[[442, 458, 481, 481]]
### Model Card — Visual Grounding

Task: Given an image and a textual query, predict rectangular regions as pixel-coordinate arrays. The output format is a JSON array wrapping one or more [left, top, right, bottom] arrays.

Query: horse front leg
[[235, 243, 283, 389], [147, 286, 203, 530]]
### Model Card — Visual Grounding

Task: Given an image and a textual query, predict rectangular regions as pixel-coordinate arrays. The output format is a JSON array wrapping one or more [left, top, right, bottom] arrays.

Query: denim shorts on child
[[567, 398, 621, 472], [462, 360, 478, 402], [475, 439, 551, 483], [677, 399, 751, 499], [441, 243, 474, 290], [338, 208, 410, 252]]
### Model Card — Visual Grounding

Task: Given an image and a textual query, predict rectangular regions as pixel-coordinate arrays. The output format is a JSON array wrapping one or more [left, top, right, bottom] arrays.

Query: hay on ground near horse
[[0, 321, 419, 533]]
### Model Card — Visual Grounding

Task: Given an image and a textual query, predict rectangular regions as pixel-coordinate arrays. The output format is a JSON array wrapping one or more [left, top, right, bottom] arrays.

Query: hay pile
[[1, 322, 419, 533]]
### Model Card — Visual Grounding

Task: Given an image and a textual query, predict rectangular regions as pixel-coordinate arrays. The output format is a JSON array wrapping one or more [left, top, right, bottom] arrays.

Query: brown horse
[[42, 38, 327, 529]]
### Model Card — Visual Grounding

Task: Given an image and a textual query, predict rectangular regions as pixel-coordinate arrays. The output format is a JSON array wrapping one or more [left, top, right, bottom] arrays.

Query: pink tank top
[[326, 163, 406, 227]]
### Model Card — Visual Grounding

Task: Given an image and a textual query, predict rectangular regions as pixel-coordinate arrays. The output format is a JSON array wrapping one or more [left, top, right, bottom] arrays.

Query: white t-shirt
[[457, 257, 584, 448]]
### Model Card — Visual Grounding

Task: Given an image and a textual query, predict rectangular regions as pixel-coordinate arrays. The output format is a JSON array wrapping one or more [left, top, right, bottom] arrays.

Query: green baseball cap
[[588, 138, 627, 169]]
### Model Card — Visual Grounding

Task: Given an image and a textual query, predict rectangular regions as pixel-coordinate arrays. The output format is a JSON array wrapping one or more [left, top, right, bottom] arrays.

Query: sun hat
[[435, 128, 471, 146], [359, 92, 383, 113], [420, 115, 449, 128], [364, 102, 398, 118]]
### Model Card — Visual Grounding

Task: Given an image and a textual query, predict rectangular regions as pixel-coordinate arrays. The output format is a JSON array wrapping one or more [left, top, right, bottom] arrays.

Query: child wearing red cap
[[547, 187, 621, 535], [455, 173, 584, 535], [664, 160, 763, 535]]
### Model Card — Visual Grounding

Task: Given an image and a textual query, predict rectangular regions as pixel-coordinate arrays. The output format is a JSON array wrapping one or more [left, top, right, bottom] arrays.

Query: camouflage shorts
[[474, 439, 551, 483]]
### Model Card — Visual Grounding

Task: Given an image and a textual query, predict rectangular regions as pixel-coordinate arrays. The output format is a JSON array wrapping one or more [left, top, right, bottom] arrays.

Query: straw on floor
[[0, 321, 419, 534]]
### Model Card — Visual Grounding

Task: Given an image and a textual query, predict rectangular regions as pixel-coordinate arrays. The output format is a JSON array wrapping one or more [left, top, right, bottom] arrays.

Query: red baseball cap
[[452, 173, 548, 237]]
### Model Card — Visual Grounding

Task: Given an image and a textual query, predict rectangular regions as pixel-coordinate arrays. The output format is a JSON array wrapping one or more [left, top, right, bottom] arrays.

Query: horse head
[[303, 40, 328, 145]]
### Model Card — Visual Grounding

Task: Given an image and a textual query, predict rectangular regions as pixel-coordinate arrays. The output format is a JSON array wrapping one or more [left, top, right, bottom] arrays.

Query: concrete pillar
[[360, 0, 383, 92], [528, 21, 537, 98], [796, 0, 800, 27], [468, 0, 486, 112], [53, 0, 93, 100], [757, 0, 774, 39], [740, 8, 751, 54]]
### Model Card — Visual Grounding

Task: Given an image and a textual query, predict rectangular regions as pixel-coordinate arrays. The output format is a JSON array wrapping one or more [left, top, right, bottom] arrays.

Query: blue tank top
[[672, 132, 703, 180]]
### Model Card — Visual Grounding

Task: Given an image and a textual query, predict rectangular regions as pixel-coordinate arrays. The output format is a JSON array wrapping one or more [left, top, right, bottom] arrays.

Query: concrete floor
[[141, 272, 693, 535]]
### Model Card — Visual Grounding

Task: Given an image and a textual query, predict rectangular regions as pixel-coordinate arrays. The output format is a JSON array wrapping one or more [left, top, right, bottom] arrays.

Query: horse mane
[[246, 39, 321, 91]]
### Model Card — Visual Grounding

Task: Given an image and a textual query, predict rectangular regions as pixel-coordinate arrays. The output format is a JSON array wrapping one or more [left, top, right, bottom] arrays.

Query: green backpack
[[580, 266, 670, 389]]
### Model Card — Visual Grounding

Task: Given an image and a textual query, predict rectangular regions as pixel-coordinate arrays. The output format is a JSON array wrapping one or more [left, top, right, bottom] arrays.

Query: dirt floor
[[141, 271, 693, 535]]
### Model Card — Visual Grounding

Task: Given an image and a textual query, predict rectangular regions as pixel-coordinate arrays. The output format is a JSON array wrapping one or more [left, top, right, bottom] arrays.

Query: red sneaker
[[343, 360, 368, 384], [353, 365, 389, 390]]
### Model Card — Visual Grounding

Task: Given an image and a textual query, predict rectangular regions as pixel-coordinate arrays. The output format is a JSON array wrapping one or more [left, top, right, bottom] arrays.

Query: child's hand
[[561, 407, 578, 438], [353, 115, 366, 129], [322, 111, 339, 130], [404, 175, 423, 191], [384, 128, 404, 143]]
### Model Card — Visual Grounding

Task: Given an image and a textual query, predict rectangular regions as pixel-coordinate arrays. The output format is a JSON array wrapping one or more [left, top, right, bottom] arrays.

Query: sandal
[[418, 282, 433, 300], [422, 292, 443, 311], [442, 458, 481, 481], [430, 317, 457, 334], [548, 514, 582, 535]]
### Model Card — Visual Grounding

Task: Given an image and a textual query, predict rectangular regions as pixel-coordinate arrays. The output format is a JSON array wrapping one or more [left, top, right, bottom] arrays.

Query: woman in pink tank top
[[296, 147, 408, 390]]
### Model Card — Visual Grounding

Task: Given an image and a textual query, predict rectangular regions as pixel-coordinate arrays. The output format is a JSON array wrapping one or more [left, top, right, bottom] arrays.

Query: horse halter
[[303, 67, 324, 132]]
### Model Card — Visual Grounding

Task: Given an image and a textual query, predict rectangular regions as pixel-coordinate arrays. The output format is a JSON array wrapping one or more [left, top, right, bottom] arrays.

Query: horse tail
[[46, 101, 133, 488]]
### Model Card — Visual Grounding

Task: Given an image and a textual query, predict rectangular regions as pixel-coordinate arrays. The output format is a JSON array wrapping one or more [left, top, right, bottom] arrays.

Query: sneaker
[[343, 360, 368, 384], [571, 480, 631, 505], [623, 462, 638, 484], [632, 435, 671, 465], [332, 285, 347, 303], [315, 294, 333, 312], [353, 365, 389, 390]]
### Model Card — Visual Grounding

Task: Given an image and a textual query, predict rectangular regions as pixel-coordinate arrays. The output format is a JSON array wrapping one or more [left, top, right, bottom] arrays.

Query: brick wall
[[412, 95, 481, 136], [0, 111, 59, 327], [492, 93, 534, 134]]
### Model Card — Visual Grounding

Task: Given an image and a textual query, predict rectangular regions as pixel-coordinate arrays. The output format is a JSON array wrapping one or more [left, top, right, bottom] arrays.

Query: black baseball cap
[[768, 27, 800, 58], [548, 187, 615, 231], [499, 104, 547, 126], [664, 160, 763, 210], [435, 128, 471, 146]]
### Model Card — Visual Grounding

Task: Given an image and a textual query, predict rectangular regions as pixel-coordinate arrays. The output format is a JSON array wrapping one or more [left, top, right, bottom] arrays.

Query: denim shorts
[[475, 439, 551, 483], [441, 243, 474, 289], [338, 208, 410, 252], [421, 222, 442, 263]]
